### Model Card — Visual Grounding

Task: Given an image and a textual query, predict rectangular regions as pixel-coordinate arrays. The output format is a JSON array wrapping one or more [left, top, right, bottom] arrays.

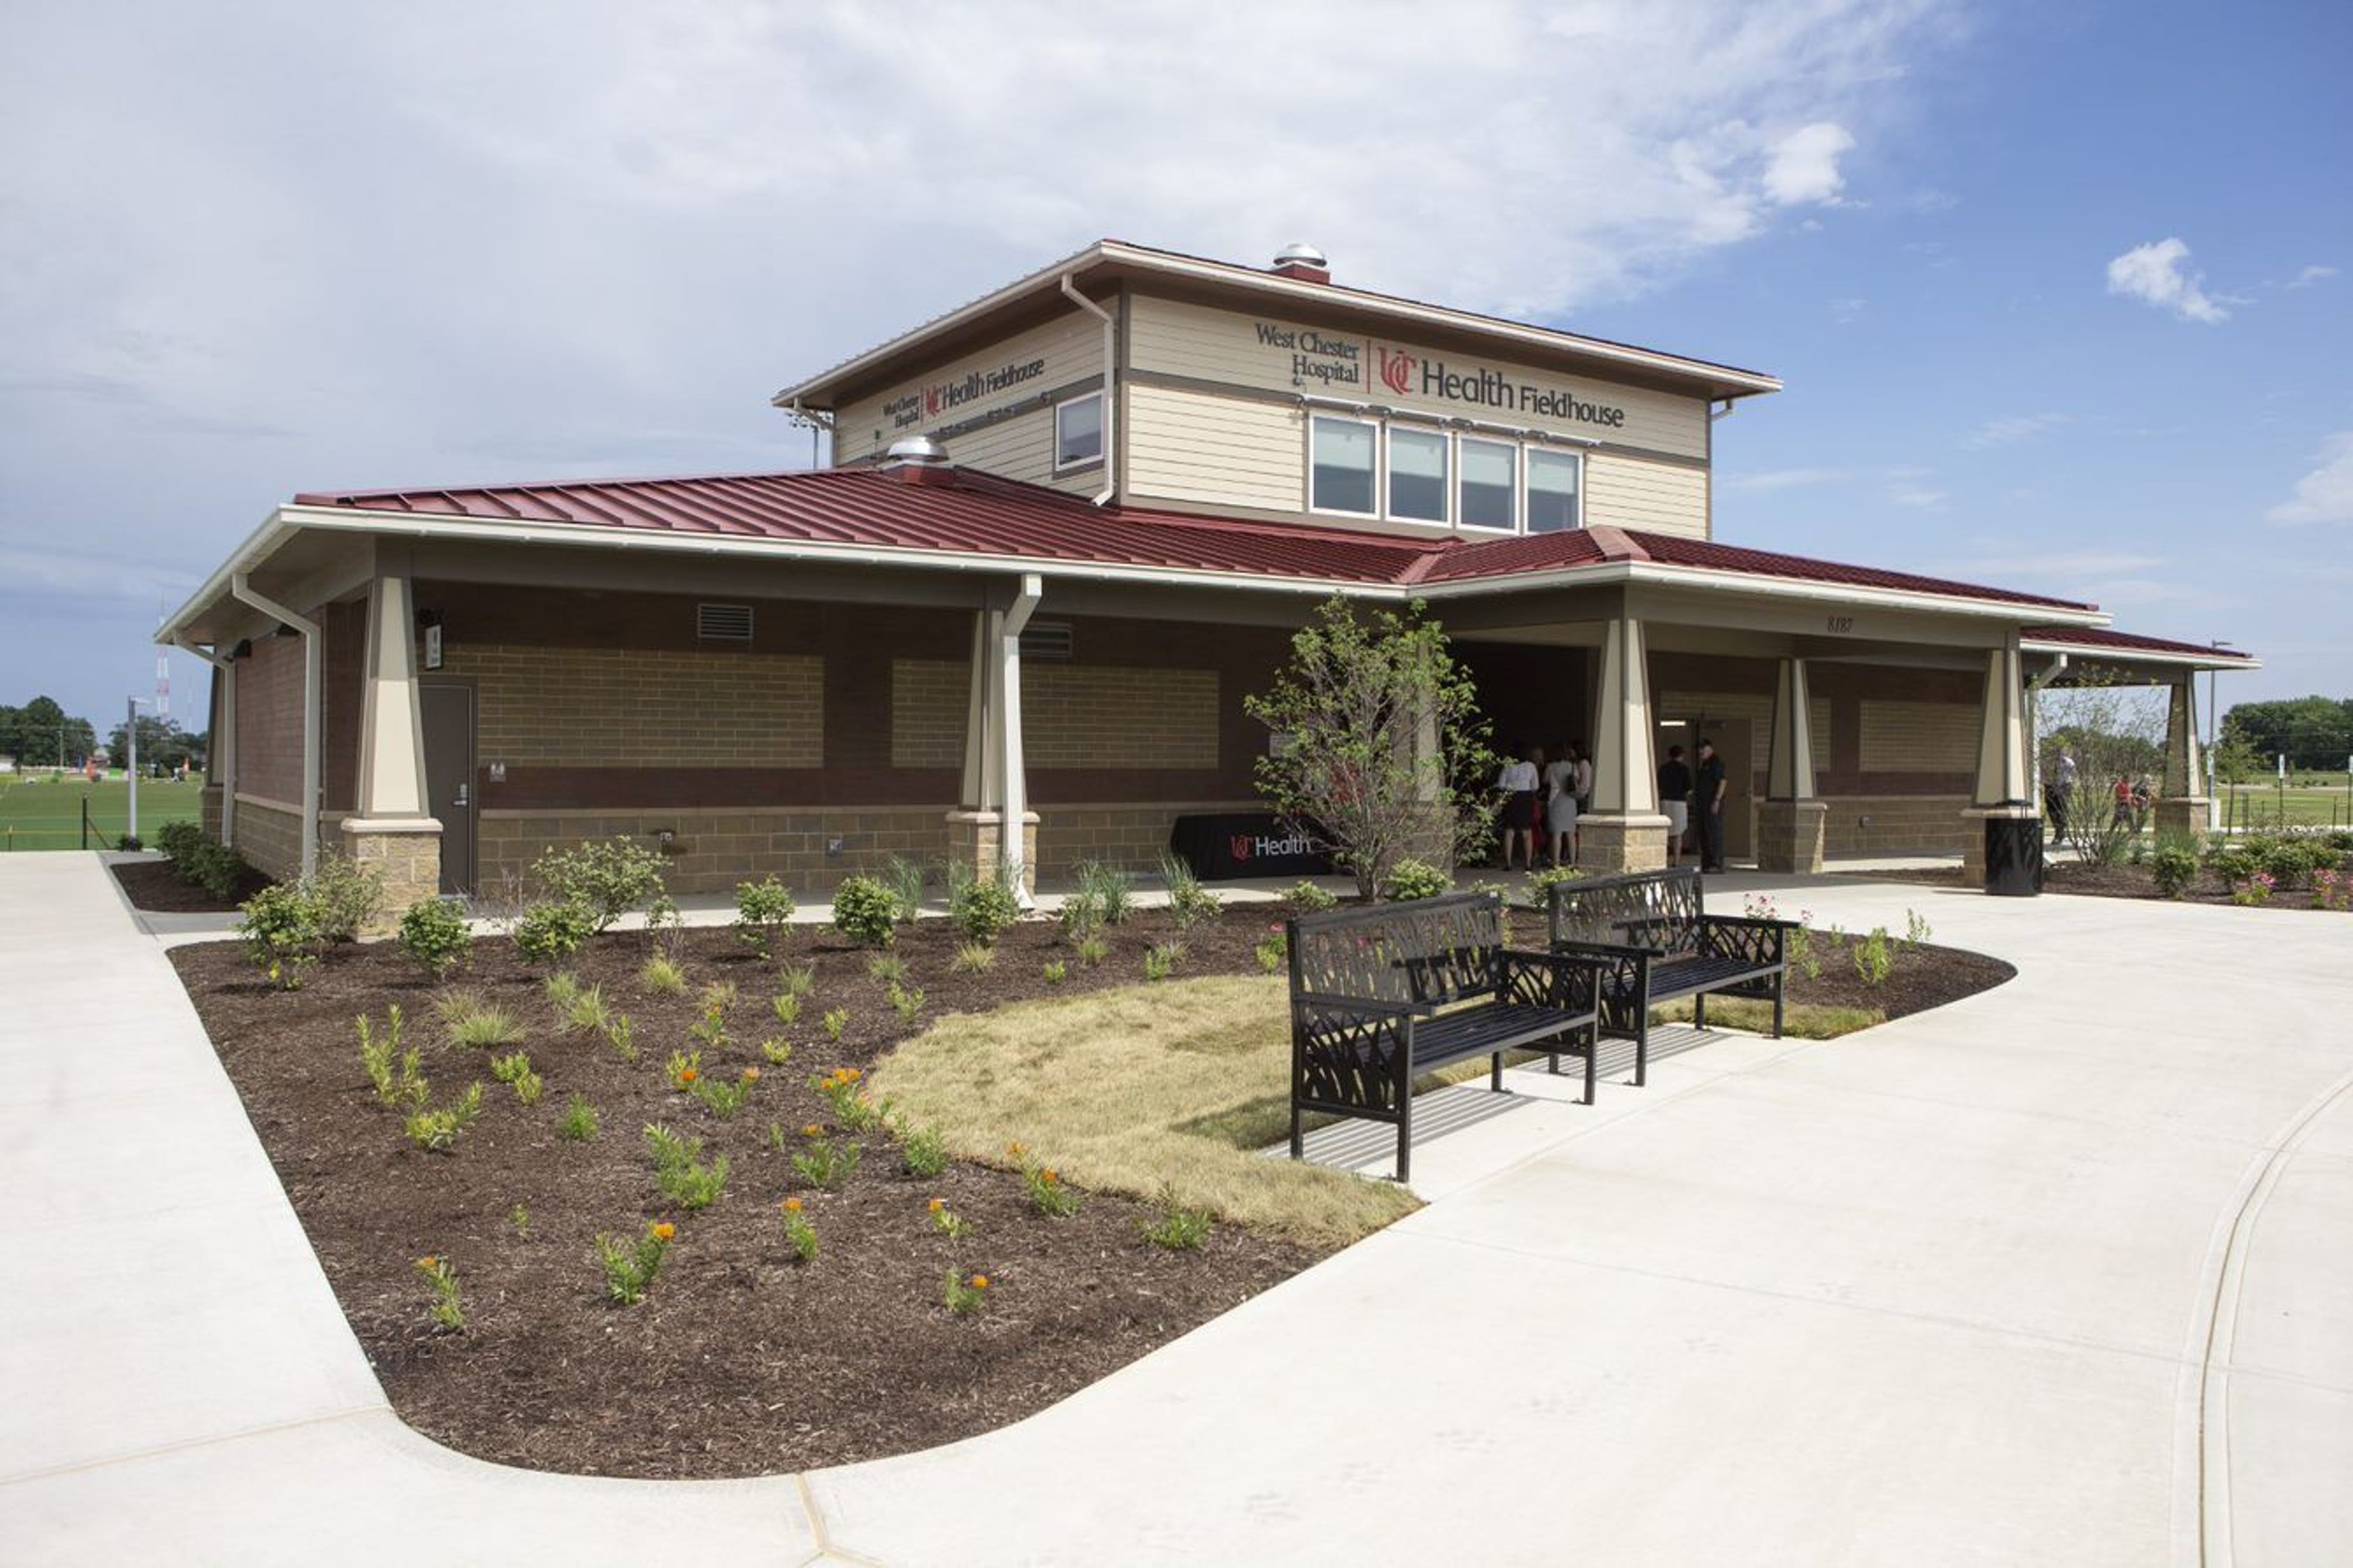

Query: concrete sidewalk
[[4, 855, 2347, 1566]]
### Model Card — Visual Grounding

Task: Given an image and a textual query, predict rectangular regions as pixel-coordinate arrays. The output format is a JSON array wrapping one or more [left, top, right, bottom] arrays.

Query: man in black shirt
[[1656, 744, 1693, 866], [1694, 737, 1729, 873]]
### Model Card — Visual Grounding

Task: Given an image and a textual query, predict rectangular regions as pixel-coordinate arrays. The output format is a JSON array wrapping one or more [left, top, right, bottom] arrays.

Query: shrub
[[1143, 942, 1181, 982], [1075, 934, 1108, 968], [1526, 865, 1583, 895], [2207, 843, 2260, 884], [183, 838, 248, 900], [949, 867, 1022, 947], [1283, 879, 1339, 913], [398, 898, 471, 979], [532, 838, 667, 933], [733, 876, 796, 958], [2151, 841, 2200, 899], [303, 851, 385, 944], [1254, 931, 1287, 974], [832, 876, 898, 947], [692, 1066, 760, 1119], [888, 982, 925, 1021], [513, 900, 594, 964], [594, 1221, 674, 1306], [822, 1007, 849, 1042], [1058, 888, 1105, 941], [1382, 858, 1450, 902], [156, 819, 205, 865], [238, 882, 324, 989], [1158, 854, 1223, 930]]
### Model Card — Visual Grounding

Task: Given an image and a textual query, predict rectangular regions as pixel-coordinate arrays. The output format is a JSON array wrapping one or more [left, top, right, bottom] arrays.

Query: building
[[157, 238, 2255, 920]]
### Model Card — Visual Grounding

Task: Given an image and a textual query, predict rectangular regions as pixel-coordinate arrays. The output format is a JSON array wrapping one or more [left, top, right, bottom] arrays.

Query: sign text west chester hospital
[[1254, 320, 1627, 431]]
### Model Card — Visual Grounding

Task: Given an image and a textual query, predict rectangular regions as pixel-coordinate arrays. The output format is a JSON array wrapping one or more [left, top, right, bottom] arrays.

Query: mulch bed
[[109, 855, 268, 912], [169, 895, 2011, 1480], [1868, 860, 2346, 910], [1780, 936, 2013, 1018]]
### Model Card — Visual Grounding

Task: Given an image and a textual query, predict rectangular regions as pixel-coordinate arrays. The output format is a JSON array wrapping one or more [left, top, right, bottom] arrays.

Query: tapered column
[[947, 585, 1039, 899], [1577, 617, 1669, 872], [1757, 657, 1826, 873], [1962, 637, 2039, 883], [341, 571, 443, 932], [2155, 676, 2210, 844]]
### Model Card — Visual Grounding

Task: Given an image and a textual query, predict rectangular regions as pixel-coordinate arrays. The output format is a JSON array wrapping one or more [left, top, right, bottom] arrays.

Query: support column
[[2154, 675, 2209, 844], [1961, 638, 2039, 883], [1576, 617, 1670, 873], [339, 571, 442, 934], [945, 579, 1041, 901], [1756, 657, 1827, 874]]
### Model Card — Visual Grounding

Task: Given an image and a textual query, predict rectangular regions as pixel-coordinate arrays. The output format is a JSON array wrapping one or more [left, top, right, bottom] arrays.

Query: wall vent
[[1019, 621, 1074, 659], [697, 602, 754, 642]]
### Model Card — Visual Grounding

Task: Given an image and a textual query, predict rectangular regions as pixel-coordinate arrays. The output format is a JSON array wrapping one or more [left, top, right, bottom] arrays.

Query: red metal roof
[[2018, 624, 2259, 664], [295, 464, 2097, 614]]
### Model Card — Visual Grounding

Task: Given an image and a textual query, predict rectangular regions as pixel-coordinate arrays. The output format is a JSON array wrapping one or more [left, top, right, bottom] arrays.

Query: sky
[[2, 0, 2347, 737]]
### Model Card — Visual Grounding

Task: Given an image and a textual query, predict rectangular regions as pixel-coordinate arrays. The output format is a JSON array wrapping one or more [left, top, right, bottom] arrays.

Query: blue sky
[[1, 0, 2346, 737]]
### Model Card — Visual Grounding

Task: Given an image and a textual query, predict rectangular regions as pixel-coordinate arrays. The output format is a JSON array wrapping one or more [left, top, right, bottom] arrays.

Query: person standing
[[1694, 737, 1729, 873], [1657, 744, 1693, 867], [1543, 744, 1580, 867], [2048, 748, 2077, 839], [1496, 743, 1540, 872], [1569, 741, 1594, 816]]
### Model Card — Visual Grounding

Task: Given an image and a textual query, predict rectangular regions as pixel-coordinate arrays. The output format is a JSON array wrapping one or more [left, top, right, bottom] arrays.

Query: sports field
[[2216, 781, 2353, 832], [0, 776, 205, 851]]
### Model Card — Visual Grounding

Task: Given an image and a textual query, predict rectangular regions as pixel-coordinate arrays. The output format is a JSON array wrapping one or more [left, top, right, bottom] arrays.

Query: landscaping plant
[[1852, 927, 1893, 988], [557, 1093, 601, 1142], [594, 1221, 675, 1306], [1158, 853, 1223, 929], [643, 1124, 729, 1210], [900, 1122, 949, 1178], [403, 1082, 485, 1153], [397, 896, 472, 979], [831, 876, 898, 947], [733, 875, 796, 958], [942, 1268, 990, 1317], [791, 1129, 863, 1188], [1382, 858, 1450, 902], [238, 881, 324, 990], [1254, 931, 1287, 974], [692, 1066, 759, 1119], [435, 991, 523, 1050], [927, 1196, 969, 1240], [778, 1197, 818, 1262], [414, 1254, 465, 1331], [359, 1007, 428, 1110], [1283, 879, 1338, 913], [1140, 1184, 1214, 1251], [513, 900, 594, 965], [952, 941, 995, 974], [302, 850, 386, 944], [2151, 841, 2200, 899], [883, 854, 926, 923], [638, 954, 688, 995], [1042, 959, 1067, 985], [532, 838, 667, 932]]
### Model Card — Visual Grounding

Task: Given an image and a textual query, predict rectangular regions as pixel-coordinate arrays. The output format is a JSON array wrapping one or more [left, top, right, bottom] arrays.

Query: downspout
[[2026, 652, 2071, 821], [999, 573, 1042, 908], [169, 635, 238, 850], [229, 575, 322, 881], [1059, 274, 1116, 506]]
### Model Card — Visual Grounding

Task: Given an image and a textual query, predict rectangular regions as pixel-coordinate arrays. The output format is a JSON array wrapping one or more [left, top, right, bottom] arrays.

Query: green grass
[[1646, 996, 1883, 1039], [870, 975, 1422, 1249], [0, 776, 205, 851], [2214, 782, 2353, 831]]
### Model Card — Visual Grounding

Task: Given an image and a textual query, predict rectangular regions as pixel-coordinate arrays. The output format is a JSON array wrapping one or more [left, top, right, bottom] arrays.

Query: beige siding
[[833, 309, 1106, 468], [1585, 452, 1708, 538], [1127, 294, 1711, 460], [945, 406, 1058, 488], [1124, 385, 1305, 512]]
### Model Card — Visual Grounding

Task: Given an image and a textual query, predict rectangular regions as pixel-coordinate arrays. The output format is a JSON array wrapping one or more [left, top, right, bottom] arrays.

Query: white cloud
[[2105, 237, 2231, 324], [1727, 466, 1855, 491], [2265, 431, 2353, 525], [1887, 485, 1948, 509], [1964, 412, 2069, 448], [2288, 264, 2338, 289], [1763, 121, 1858, 206]]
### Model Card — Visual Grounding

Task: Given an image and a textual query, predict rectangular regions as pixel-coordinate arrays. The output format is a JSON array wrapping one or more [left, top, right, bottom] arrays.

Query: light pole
[[126, 696, 147, 846]]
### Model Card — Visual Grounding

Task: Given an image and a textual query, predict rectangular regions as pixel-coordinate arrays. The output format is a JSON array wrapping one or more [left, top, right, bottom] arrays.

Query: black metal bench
[[1544, 868, 1797, 1086], [1286, 891, 1604, 1181]]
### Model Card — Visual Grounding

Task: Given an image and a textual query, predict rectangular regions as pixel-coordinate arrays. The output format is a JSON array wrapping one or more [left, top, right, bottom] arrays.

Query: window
[[1310, 415, 1377, 515], [1387, 425, 1449, 522], [1528, 448, 1582, 533], [1458, 438, 1517, 531], [1055, 392, 1104, 469]]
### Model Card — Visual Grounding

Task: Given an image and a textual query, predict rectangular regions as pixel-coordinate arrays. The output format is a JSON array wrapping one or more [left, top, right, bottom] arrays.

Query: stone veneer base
[[1755, 799, 1830, 874], [339, 817, 445, 937], [1575, 813, 1673, 874]]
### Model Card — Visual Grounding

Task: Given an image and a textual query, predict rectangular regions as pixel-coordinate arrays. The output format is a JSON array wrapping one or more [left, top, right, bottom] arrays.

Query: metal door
[[420, 681, 476, 895]]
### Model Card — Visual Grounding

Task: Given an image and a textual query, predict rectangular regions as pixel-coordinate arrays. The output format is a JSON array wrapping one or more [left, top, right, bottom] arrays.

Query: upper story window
[[1527, 447, 1582, 533], [1307, 414, 1580, 534], [1310, 415, 1377, 515], [1055, 392, 1104, 469]]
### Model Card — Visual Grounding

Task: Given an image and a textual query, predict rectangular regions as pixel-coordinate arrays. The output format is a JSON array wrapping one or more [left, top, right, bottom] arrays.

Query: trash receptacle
[[1984, 816, 2044, 896]]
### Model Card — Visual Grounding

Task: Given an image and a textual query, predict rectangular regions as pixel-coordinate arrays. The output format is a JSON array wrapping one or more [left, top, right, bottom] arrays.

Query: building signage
[[1248, 317, 1627, 433], [883, 355, 1049, 431]]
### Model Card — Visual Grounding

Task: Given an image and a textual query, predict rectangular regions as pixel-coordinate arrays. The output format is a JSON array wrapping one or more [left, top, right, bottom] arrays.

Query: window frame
[[1384, 421, 1452, 525], [1525, 445, 1585, 535], [1455, 436, 1519, 532], [1303, 414, 1589, 536], [1053, 390, 1105, 472]]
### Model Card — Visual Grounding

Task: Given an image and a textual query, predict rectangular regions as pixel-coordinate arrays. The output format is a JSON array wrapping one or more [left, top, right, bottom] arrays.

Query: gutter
[[157, 507, 296, 645], [1059, 273, 1116, 506], [228, 575, 321, 881], [2018, 638, 2260, 671], [168, 635, 240, 849]]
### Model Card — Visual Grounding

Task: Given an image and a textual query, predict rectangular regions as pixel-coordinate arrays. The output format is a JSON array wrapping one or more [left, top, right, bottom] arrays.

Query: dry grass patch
[[871, 975, 1420, 1249], [1648, 996, 1882, 1039]]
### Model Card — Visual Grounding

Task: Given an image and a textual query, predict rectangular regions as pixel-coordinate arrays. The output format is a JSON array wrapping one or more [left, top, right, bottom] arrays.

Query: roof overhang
[[2021, 635, 2260, 674], [773, 240, 1784, 414]]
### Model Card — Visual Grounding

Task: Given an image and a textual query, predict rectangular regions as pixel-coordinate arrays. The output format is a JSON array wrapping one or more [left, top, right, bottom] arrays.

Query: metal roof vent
[[884, 435, 950, 465], [697, 602, 754, 642], [1271, 242, 1330, 284]]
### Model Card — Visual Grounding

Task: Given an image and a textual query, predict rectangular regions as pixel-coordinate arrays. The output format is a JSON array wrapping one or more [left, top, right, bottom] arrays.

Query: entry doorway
[[1657, 712, 1752, 864], [421, 681, 475, 895]]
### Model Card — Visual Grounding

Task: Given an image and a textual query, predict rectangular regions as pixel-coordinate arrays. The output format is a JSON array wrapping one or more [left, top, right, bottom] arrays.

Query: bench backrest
[[1545, 868, 1704, 954], [1287, 892, 1505, 1010]]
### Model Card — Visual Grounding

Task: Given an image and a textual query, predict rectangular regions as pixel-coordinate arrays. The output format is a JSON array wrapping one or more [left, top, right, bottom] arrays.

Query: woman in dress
[[1544, 743, 1580, 867]]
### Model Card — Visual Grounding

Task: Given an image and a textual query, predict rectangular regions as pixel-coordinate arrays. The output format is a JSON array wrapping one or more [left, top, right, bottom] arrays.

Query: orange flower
[[417, 1255, 438, 1270], [971, 1274, 990, 1290], [741, 1067, 760, 1083], [927, 1197, 945, 1212], [781, 1197, 803, 1213], [650, 1222, 676, 1242], [678, 1067, 699, 1085], [1040, 1168, 1059, 1185], [802, 1123, 823, 1138], [1007, 1142, 1026, 1160]]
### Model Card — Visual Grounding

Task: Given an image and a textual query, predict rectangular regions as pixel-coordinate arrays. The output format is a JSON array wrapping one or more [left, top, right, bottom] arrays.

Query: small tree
[[1246, 596, 1499, 900], [2040, 667, 2167, 866]]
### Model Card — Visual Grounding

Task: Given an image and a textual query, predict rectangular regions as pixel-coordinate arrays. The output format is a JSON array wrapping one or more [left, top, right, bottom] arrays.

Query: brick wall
[[229, 798, 350, 882], [1821, 795, 1972, 857], [235, 635, 304, 804], [476, 806, 952, 896], [1025, 664, 1220, 768], [439, 643, 825, 768], [1033, 800, 1262, 877], [891, 659, 967, 768], [1860, 701, 1979, 772]]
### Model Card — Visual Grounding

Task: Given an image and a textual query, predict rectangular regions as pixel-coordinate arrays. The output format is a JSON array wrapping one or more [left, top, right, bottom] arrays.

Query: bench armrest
[[1549, 936, 1651, 961], [1697, 915, 1789, 966], [1293, 991, 1427, 1019], [1500, 947, 1603, 1012]]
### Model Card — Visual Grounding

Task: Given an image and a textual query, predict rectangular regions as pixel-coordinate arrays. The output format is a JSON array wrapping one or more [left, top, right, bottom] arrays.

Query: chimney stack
[[1271, 241, 1330, 284]]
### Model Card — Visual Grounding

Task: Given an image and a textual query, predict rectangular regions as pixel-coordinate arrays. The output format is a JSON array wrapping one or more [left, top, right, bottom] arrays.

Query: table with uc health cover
[[1165, 813, 1333, 881]]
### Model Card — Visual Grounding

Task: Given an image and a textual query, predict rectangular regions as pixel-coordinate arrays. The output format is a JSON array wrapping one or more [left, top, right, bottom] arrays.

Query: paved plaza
[[2, 854, 2346, 1566]]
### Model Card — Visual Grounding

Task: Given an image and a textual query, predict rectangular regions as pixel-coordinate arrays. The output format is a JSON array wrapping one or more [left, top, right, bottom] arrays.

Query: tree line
[[2221, 695, 2353, 772], [0, 695, 207, 772]]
